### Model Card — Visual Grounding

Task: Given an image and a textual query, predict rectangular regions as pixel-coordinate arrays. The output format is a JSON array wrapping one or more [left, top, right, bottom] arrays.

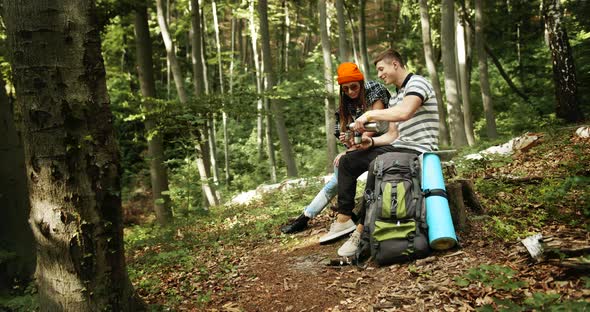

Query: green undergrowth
[[0, 283, 38, 311], [125, 180, 323, 309], [455, 126, 590, 242], [454, 264, 590, 311]]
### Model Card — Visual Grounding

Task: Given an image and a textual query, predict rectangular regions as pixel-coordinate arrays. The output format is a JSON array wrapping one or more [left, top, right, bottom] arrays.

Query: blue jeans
[[303, 167, 339, 218]]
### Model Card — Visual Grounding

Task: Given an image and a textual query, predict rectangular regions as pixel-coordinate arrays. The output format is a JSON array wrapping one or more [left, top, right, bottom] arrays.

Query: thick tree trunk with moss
[[4, 1, 143, 310], [0, 76, 35, 287], [134, 5, 173, 225]]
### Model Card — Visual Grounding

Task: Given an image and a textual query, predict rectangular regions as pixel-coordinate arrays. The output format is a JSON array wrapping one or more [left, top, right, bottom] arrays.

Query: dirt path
[[218, 217, 588, 312], [230, 216, 484, 311]]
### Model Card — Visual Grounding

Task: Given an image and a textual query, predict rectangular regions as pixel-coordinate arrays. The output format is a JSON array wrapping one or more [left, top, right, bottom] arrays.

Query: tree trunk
[[282, 0, 291, 73], [0, 76, 35, 287], [160, 0, 218, 206], [336, 0, 350, 62], [418, 0, 451, 147], [542, 0, 584, 122], [358, 0, 371, 76], [345, 4, 361, 67], [248, 0, 270, 170], [441, 0, 468, 147], [474, 0, 497, 139], [156, 0, 188, 103], [456, 9, 475, 146], [191, 0, 205, 95], [4, 1, 144, 309], [212, 0, 226, 188], [319, 0, 337, 173], [258, 0, 298, 177], [383, 0, 401, 49], [133, 5, 173, 225]]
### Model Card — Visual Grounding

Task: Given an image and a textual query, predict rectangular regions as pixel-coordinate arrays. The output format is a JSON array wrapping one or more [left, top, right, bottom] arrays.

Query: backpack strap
[[423, 188, 448, 199], [373, 158, 385, 203]]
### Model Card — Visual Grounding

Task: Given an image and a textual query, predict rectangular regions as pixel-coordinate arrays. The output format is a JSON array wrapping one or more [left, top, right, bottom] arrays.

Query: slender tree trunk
[[4, 1, 144, 309], [358, 0, 371, 76], [456, 9, 475, 145], [282, 0, 291, 73], [418, 0, 450, 147], [319, 0, 337, 173], [200, 5, 210, 95], [159, 0, 218, 206], [198, 3, 220, 203], [157, 0, 188, 103], [191, 0, 204, 95], [542, 0, 584, 122], [212, 0, 226, 189], [134, 5, 173, 225], [441, 0, 468, 147], [248, 0, 269, 169], [0, 76, 35, 286], [457, 1, 531, 105], [383, 0, 401, 49], [227, 16, 236, 184], [474, 0, 497, 139], [336, 0, 350, 62], [345, 4, 361, 66], [190, 0, 217, 207], [258, 0, 298, 177]]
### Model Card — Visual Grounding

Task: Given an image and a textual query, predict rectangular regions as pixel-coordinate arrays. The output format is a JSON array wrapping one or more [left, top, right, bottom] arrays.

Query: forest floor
[[124, 127, 590, 312]]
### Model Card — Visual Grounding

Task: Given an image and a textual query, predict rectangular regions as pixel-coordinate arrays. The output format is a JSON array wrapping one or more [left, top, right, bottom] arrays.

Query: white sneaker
[[319, 219, 356, 244], [337, 230, 361, 257]]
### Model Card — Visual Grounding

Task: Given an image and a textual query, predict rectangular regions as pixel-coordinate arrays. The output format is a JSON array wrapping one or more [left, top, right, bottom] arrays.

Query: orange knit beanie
[[337, 62, 364, 85]]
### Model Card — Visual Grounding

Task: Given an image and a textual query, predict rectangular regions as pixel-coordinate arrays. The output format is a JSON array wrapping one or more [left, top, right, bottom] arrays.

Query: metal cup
[[354, 132, 362, 144]]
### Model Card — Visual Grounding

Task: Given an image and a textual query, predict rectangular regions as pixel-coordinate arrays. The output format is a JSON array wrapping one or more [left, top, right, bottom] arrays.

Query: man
[[321, 49, 440, 257]]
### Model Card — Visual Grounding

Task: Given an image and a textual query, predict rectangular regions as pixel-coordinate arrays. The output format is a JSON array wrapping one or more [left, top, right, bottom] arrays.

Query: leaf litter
[[126, 128, 590, 311]]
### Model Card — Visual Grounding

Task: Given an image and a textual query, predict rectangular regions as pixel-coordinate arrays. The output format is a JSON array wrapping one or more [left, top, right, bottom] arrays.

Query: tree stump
[[456, 179, 484, 214], [446, 182, 466, 231]]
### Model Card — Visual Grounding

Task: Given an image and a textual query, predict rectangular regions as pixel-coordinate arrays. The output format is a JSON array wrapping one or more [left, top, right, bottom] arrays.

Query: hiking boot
[[280, 214, 310, 234], [337, 230, 361, 257], [319, 219, 356, 244]]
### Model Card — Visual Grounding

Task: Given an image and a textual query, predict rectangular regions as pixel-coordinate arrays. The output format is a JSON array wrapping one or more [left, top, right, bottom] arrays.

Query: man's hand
[[355, 136, 373, 150], [354, 114, 368, 132]]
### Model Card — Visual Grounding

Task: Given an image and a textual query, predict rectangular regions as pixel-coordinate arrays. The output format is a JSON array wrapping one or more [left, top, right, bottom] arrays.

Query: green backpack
[[359, 152, 431, 266]]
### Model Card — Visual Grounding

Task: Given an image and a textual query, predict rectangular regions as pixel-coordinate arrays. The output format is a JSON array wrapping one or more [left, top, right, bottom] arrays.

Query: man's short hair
[[373, 49, 405, 67]]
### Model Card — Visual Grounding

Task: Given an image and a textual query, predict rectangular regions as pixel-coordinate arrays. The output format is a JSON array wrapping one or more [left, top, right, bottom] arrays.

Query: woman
[[281, 62, 390, 240]]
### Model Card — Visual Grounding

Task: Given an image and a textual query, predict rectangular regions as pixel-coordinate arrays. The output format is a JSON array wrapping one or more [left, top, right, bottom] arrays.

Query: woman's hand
[[338, 132, 347, 145], [333, 151, 346, 167]]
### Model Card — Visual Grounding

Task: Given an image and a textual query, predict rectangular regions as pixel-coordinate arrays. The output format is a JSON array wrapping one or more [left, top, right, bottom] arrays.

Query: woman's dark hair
[[338, 81, 367, 132]]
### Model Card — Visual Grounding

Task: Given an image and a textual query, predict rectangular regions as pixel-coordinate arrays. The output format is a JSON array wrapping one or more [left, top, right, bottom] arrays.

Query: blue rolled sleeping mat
[[421, 153, 457, 250]]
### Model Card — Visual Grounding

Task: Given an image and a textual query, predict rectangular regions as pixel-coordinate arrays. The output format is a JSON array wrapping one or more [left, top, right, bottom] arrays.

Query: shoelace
[[350, 232, 360, 244]]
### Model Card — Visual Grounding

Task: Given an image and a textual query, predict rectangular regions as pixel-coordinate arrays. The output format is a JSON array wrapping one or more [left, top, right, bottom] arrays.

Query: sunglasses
[[342, 83, 360, 93]]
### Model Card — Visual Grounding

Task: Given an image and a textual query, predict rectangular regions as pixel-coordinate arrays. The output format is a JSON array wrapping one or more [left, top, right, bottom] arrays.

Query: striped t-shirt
[[389, 73, 439, 153]]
